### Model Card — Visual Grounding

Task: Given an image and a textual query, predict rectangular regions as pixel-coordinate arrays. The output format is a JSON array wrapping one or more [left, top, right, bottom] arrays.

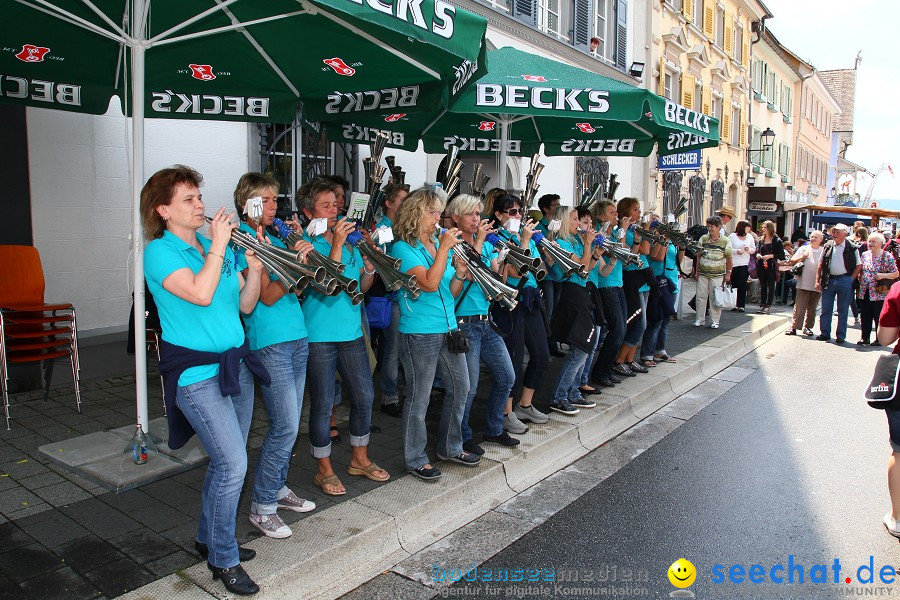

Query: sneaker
[[380, 401, 402, 418], [612, 363, 636, 377], [482, 431, 521, 447], [857, 339, 869, 346], [884, 513, 900, 539], [549, 400, 580, 415], [710, 322, 720, 329], [249, 512, 292, 539], [570, 396, 597, 408], [816, 334, 831, 341], [410, 465, 442, 481], [463, 439, 485, 456], [693, 320, 703, 327], [628, 361, 649, 374], [276, 490, 316, 513], [503, 411, 530, 434], [802, 327, 814, 336], [514, 403, 549, 424], [438, 451, 481, 467]]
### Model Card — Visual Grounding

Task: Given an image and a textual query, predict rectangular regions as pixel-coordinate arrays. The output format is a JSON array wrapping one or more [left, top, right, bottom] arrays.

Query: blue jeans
[[379, 301, 401, 403], [251, 338, 308, 515], [459, 321, 514, 439], [579, 326, 602, 386], [553, 346, 589, 403], [641, 317, 669, 361], [591, 287, 626, 380], [623, 289, 649, 346], [399, 332, 469, 470], [307, 337, 374, 457], [820, 274, 854, 339], [176, 365, 254, 569]]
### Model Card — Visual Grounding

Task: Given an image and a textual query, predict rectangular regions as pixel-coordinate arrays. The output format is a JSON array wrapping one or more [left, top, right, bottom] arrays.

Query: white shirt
[[829, 240, 861, 276], [729, 233, 756, 267]]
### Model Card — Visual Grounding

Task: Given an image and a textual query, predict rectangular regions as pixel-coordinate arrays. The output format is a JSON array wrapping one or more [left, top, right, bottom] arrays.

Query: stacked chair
[[0, 245, 81, 429]]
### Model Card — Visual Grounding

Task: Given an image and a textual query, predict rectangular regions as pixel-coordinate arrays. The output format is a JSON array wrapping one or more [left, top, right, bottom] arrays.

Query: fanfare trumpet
[[590, 233, 644, 267], [205, 217, 328, 294], [522, 154, 545, 210], [456, 243, 519, 311], [271, 218, 363, 304], [529, 231, 588, 279], [467, 163, 491, 198], [347, 229, 421, 300], [629, 223, 668, 246], [650, 221, 706, 256], [484, 233, 544, 280], [438, 146, 465, 198]]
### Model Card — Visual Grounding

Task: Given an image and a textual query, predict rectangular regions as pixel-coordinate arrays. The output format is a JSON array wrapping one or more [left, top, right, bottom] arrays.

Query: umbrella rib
[[150, 11, 307, 47], [14, 0, 126, 43], [420, 109, 448, 136], [628, 121, 653, 137], [147, 0, 241, 45], [213, 1, 300, 98], [309, 3, 440, 80], [80, 0, 129, 39]]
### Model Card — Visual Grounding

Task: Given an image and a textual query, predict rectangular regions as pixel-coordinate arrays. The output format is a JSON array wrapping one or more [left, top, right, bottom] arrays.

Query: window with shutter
[[573, 0, 593, 52], [730, 106, 740, 146], [513, 0, 538, 26], [724, 12, 733, 56], [594, 0, 613, 60], [681, 73, 695, 108], [784, 146, 790, 178], [615, 0, 628, 70], [702, 87, 712, 115], [703, 0, 714, 38], [735, 24, 743, 63], [693, 0, 703, 28], [682, 0, 692, 22], [739, 114, 747, 148], [715, 5, 725, 47], [658, 57, 667, 96], [721, 112, 730, 144], [741, 28, 750, 70]]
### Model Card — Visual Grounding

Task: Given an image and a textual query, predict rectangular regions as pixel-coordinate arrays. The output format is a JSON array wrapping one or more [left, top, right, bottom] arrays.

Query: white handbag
[[713, 285, 737, 309]]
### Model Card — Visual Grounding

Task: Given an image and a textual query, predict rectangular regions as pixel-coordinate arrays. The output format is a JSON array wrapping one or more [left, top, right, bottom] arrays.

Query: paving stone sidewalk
[[0, 305, 792, 599]]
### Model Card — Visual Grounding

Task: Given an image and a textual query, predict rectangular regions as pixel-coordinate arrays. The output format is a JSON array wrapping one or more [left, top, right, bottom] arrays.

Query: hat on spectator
[[716, 205, 736, 219]]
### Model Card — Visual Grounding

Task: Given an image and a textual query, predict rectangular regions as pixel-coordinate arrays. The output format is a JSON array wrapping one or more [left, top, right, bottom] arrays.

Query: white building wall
[[27, 101, 251, 337]]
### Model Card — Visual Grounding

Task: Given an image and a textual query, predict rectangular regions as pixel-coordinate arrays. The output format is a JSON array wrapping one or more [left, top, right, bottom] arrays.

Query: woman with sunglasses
[[492, 194, 552, 423]]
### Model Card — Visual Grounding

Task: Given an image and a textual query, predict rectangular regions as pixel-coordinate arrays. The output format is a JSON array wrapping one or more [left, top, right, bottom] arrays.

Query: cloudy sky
[[763, 0, 899, 203]]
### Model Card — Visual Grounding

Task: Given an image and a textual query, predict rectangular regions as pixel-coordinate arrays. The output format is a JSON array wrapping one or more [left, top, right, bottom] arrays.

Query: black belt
[[457, 314, 489, 323], [831, 273, 851, 277]]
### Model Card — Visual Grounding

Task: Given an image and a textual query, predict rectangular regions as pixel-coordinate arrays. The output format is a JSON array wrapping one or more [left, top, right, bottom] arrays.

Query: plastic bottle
[[129, 425, 149, 464]]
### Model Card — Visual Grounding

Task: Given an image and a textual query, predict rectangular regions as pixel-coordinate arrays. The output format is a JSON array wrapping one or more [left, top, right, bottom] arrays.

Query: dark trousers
[[731, 265, 750, 308], [590, 287, 627, 381], [758, 263, 777, 306], [860, 294, 884, 343], [504, 303, 550, 397]]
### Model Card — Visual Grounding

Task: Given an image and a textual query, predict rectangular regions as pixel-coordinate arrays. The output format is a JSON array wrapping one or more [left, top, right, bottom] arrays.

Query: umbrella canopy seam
[[18, 0, 128, 43]]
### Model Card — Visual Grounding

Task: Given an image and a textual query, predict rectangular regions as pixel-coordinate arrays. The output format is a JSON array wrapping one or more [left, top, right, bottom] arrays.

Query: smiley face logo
[[668, 559, 696, 588]]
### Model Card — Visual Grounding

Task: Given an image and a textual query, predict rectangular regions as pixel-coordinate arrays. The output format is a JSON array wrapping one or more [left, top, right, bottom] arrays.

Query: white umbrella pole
[[131, 3, 148, 435], [498, 119, 509, 190]]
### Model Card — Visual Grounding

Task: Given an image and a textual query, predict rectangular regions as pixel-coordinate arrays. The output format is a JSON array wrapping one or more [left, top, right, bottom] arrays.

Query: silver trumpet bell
[[456, 244, 518, 311], [356, 240, 422, 300], [538, 236, 588, 279]]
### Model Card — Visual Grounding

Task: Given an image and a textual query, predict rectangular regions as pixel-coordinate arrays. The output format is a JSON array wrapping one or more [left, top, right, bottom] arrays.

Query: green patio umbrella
[[326, 47, 719, 187], [0, 0, 487, 434]]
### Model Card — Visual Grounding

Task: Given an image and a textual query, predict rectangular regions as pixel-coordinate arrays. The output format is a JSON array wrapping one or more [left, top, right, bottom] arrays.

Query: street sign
[[658, 150, 701, 171], [749, 202, 778, 212]]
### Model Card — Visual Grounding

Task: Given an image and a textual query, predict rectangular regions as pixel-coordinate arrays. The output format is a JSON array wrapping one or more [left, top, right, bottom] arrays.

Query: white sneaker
[[710, 322, 719, 329], [277, 489, 316, 513], [250, 512, 292, 538], [884, 513, 900, 538], [503, 412, 529, 434], [514, 403, 549, 424], [693, 320, 703, 327]]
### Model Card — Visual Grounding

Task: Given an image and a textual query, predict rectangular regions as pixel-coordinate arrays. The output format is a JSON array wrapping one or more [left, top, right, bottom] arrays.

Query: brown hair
[[616, 197, 640, 219], [394, 187, 446, 245], [233, 172, 279, 219], [140, 165, 203, 240], [482, 187, 507, 217], [735, 219, 751, 236], [383, 182, 411, 204], [295, 177, 340, 216]]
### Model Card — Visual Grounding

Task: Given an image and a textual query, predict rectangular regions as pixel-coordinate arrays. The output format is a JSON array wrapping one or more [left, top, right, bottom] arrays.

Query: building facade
[[652, 0, 770, 229]]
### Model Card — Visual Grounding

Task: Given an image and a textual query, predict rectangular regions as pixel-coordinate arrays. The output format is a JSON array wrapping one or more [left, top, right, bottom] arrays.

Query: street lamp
[[746, 127, 775, 161]]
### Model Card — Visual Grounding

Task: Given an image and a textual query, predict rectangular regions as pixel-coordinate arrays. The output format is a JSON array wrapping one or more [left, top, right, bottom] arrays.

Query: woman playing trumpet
[[141, 165, 264, 595], [231, 173, 317, 540], [448, 194, 518, 452], [296, 177, 388, 496]]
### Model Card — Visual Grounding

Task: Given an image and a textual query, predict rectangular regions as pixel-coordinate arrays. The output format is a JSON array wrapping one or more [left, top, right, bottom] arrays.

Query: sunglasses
[[504, 208, 522, 216]]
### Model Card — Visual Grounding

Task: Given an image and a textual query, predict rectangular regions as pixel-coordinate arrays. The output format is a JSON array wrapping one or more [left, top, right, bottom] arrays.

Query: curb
[[120, 314, 788, 600]]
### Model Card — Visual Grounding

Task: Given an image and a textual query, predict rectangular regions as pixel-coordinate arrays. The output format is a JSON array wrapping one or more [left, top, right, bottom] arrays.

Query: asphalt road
[[442, 329, 900, 599]]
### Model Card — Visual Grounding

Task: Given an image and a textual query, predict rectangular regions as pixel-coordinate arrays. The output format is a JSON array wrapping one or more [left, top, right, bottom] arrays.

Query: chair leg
[[0, 313, 9, 430], [43, 358, 55, 402], [69, 349, 81, 414]]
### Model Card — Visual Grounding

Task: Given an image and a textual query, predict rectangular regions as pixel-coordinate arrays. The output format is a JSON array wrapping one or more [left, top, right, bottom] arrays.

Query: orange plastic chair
[[0, 245, 81, 429]]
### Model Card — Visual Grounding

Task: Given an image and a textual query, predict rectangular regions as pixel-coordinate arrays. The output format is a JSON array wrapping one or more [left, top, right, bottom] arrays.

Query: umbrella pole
[[131, 4, 149, 436], [498, 119, 509, 190]]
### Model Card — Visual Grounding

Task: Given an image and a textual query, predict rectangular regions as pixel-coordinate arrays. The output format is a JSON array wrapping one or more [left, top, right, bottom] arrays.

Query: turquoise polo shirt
[[649, 242, 680, 294], [144, 231, 244, 387], [536, 219, 560, 283], [554, 237, 589, 287], [233, 223, 307, 350], [597, 227, 624, 289], [375, 215, 396, 253], [300, 233, 363, 342], [499, 231, 538, 289], [390, 239, 457, 333], [623, 227, 650, 292], [456, 244, 496, 317]]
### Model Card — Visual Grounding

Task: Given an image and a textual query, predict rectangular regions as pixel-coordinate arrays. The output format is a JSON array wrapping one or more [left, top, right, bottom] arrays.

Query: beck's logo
[[16, 44, 50, 63], [478, 121, 495, 131], [189, 64, 216, 81], [522, 75, 547, 82], [324, 58, 355, 76], [645, 111, 653, 118], [575, 123, 596, 133], [384, 113, 405, 122]]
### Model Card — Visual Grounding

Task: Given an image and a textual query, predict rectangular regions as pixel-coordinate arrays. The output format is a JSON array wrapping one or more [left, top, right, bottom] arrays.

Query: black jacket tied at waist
[[158, 338, 270, 450], [550, 282, 596, 353]]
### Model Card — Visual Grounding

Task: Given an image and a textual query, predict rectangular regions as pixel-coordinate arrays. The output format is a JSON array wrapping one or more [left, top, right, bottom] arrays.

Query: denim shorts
[[888, 409, 900, 453]]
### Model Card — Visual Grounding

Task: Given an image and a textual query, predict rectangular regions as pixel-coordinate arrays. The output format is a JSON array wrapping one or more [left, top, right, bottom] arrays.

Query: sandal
[[314, 473, 346, 496], [640, 359, 657, 368], [653, 354, 677, 363], [347, 462, 390, 482], [329, 426, 342, 444]]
